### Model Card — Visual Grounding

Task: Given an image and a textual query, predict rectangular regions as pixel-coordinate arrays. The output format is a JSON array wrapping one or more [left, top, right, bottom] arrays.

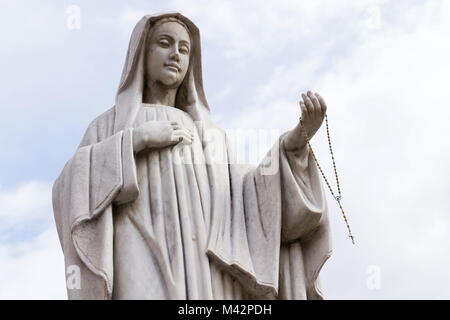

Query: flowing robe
[[52, 103, 331, 300]]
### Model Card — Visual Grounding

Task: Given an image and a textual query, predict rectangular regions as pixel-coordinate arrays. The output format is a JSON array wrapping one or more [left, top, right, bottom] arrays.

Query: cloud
[[0, 181, 66, 299], [0, 227, 66, 299], [0, 181, 52, 224], [168, 0, 386, 62]]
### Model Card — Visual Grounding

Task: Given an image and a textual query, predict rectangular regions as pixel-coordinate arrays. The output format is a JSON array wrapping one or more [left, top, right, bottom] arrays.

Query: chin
[[160, 74, 182, 88]]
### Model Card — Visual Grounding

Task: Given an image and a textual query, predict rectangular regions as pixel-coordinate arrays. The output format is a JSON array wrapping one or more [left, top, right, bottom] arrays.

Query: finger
[[173, 126, 193, 139], [173, 130, 193, 143], [302, 93, 315, 119], [180, 128, 193, 138], [170, 131, 180, 142], [300, 94, 309, 117], [172, 130, 184, 141], [307, 91, 321, 118], [178, 136, 192, 144], [182, 131, 193, 142], [315, 93, 327, 116], [182, 126, 193, 135], [180, 135, 193, 144], [299, 101, 308, 121], [173, 129, 189, 138], [173, 134, 191, 144]]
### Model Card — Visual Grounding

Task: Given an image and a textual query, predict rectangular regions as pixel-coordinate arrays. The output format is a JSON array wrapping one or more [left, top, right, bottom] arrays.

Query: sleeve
[[278, 132, 327, 243], [206, 130, 331, 300], [52, 123, 139, 299], [114, 128, 140, 205], [246, 132, 331, 299], [277, 132, 332, 300]]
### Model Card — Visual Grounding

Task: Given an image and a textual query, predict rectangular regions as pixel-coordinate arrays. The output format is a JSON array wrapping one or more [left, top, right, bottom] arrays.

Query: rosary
[[299, 115, 355, 245]]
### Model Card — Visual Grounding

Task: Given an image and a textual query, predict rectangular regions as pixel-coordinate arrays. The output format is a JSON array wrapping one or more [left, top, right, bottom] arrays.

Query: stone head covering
[[113, 12, 214, 133]]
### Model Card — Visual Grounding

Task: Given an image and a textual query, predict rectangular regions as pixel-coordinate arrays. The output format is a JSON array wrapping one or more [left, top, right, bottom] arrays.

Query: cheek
[[180, 56, 190, 73], [149, 46, 169, 65]]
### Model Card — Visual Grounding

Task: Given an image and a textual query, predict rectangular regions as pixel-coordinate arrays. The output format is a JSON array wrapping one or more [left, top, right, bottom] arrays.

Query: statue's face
[[145, 21, 191, 89]]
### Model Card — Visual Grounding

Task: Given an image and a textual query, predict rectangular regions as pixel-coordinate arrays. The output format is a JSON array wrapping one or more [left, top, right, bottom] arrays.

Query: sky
[[1, 0, 450, 299]]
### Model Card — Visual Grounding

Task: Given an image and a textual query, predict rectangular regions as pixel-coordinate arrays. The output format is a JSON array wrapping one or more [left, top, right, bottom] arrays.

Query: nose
[[169, 46, 180, 62]]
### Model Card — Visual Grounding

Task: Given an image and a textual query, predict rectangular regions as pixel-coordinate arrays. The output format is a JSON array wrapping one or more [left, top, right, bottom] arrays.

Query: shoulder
[[88, 106, 115, 130], [79, 106, 116, 147]]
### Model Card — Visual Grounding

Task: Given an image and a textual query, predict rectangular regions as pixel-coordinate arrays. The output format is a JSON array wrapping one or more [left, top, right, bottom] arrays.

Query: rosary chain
[[299, 115, 355, 244]]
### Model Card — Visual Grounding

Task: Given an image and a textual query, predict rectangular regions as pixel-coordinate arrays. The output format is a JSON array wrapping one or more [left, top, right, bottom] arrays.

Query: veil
[[113, 12, 215, 134]]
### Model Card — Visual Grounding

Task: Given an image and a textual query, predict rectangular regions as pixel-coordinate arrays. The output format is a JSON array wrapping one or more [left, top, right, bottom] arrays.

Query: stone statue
[[52, 12, 332, 300]]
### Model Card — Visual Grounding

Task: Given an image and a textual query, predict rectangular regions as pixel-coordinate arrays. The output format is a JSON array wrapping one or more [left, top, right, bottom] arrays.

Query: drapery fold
[[53, 105, 331, 300]]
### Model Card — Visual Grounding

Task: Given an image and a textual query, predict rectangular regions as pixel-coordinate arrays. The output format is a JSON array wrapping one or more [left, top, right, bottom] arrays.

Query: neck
[[143, 81, 178, 106]]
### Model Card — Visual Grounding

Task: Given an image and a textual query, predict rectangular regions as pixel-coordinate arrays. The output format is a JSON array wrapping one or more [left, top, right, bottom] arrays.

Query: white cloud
[[0, 227, 66, 299], [0, 181, 52, 225], [95, 6, 153, 38], [0, 2, 63, 58], [169, 0, 386, 62], [0, 181, 66, 299]]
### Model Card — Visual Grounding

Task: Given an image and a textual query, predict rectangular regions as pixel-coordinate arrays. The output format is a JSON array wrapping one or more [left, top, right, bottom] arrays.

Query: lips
[[164, 63, 180, 72]]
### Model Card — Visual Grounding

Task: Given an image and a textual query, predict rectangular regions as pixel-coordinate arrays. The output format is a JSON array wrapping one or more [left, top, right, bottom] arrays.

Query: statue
[[52, 12, 332, 300]]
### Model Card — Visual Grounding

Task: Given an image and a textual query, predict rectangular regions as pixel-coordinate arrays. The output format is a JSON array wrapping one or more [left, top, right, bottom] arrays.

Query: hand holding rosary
[[286, 91, 355, 244]]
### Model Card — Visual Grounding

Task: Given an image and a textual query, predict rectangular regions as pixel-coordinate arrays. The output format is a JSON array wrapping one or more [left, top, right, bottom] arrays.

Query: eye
[[158, 39, 170, 48], [180, 46, 190, 55]]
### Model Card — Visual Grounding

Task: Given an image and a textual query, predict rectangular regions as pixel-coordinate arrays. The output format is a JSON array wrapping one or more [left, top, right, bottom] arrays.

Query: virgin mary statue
[[52, 12, 332, 300]]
